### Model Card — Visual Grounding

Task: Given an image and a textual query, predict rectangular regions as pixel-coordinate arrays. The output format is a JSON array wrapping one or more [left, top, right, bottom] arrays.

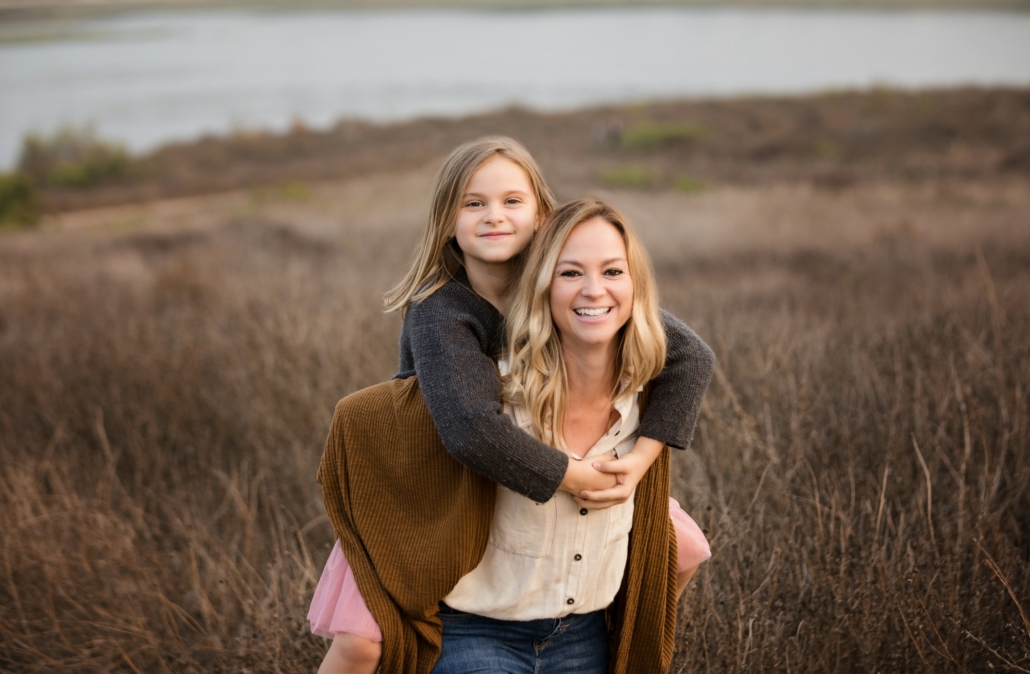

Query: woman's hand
[[575, 437, 664, 509]]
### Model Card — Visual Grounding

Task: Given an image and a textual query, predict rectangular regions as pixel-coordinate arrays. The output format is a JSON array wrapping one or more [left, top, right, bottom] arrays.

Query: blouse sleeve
[[405, 295, 569, 504], [637, 310, 716, 450]]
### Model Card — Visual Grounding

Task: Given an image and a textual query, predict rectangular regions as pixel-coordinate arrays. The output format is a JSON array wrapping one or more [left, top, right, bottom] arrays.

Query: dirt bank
[[31, 86, 1030, 214]]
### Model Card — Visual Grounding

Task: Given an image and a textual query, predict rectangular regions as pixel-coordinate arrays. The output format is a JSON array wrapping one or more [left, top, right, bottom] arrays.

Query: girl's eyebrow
[[462, 188, 532, 198], [556, 256, 627, 267]]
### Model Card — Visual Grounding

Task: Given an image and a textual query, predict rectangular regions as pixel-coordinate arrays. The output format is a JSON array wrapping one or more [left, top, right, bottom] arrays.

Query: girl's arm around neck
[[404, 288, 570, 503], [639, 310, 716, 450]]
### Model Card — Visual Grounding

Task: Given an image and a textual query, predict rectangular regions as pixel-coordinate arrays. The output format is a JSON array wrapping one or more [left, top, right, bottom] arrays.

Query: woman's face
[[549, 217, 633, 353]]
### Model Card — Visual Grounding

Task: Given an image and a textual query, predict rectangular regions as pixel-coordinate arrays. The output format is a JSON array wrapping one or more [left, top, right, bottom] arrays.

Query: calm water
[[1, 7, 1029, 167]]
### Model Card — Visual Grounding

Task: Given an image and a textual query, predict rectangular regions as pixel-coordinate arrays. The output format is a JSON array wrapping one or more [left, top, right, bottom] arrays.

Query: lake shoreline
[[2, 0, 1029, 21]]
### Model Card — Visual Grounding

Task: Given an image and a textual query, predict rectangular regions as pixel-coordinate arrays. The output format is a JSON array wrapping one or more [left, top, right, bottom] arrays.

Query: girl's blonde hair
[[384, 136, 556, 314], [504, 198, 667, 448]]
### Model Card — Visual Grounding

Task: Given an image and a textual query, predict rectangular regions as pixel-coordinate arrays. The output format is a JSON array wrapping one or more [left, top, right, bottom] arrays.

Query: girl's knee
[[321, 632, 382, 674]]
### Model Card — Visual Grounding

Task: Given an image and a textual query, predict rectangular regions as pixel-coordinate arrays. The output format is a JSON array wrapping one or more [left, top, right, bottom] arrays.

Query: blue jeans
[[431, 604, 608, 674]]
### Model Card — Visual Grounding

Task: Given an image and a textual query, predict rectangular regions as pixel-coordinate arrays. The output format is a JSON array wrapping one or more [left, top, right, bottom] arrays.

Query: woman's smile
[[550, 216, 633, 350]]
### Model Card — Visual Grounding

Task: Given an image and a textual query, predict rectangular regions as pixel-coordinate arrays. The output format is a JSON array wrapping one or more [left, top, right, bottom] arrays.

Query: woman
[[432, 197, 709, 672], [316, 198, 711, 673]]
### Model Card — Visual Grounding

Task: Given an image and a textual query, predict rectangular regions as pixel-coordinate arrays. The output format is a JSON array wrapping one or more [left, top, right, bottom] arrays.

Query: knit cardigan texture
[[317, 376, 678, 674]]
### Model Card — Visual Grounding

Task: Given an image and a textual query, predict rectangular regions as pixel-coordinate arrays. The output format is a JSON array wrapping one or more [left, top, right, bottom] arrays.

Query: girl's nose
[[483, 203, 505, 224]]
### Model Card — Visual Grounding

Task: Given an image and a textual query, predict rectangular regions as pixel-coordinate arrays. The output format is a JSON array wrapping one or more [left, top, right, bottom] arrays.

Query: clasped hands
[[557, 436, 664, 510]]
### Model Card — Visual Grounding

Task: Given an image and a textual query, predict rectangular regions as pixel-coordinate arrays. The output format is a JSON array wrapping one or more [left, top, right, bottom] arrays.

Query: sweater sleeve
[[638, 310, 716, 450], [406, 294, 569, 504]]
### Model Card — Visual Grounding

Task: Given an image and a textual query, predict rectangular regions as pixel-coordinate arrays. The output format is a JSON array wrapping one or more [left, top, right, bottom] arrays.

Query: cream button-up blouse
[[443, 384, 641, 621]]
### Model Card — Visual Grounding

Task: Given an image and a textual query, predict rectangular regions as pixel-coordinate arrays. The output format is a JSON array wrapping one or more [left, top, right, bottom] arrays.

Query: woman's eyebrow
[[555, 256, 627, 267]]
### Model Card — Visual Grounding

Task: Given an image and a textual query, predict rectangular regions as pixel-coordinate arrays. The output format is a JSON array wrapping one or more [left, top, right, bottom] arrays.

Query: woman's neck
[[563, 340, 618, 409], [464, 259, 512, 317], [560, 340, 619, 457]]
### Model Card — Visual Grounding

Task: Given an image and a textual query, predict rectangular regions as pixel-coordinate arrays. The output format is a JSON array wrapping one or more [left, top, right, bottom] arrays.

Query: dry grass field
[[1, 88, 1028, 672]]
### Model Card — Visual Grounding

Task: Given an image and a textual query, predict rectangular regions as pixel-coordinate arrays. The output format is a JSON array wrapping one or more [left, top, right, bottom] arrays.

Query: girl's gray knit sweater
[[396, 268, 715, 504]]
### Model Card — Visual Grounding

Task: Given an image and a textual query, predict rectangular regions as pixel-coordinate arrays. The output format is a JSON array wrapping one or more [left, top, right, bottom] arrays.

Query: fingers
[[579, 484, 633, 504], [592, 459, 628, 474]]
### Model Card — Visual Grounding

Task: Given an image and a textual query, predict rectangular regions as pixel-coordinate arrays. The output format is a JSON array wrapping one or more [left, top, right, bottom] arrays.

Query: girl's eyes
[[462, 197, 523, 208], [558, 269, 581, 278], [604, 268, 624, 277]]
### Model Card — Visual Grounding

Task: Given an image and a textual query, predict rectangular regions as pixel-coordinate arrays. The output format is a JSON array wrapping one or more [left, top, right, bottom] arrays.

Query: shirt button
[[580, 508, 588, 516], [566, 598, 574, 605], [574, 553, 582, 561]]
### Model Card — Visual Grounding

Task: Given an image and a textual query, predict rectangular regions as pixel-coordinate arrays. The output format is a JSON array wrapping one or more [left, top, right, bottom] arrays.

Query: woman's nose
[[581, 273, 605, 297]]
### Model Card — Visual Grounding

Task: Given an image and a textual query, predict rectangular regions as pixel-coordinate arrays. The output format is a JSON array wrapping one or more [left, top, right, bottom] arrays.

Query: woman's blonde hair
[[384, 136, 556, 314], [504, 198, 667, 448]]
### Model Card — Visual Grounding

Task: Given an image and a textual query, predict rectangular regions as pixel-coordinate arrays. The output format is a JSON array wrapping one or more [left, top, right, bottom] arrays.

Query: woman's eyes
[[557, 268, 624, 278]]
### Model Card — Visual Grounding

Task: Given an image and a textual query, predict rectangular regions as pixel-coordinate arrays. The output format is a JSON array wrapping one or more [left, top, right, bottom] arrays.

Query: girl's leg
[[669, 497, 710, 601], [677, 564, 700, 600], [318, 632, 381, 674]]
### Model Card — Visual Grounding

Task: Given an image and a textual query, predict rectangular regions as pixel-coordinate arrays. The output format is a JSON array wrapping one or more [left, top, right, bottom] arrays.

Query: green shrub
[[599, 165, 660, 189], [622, 122, 708, 149], [0, 172, 40, 228], [674, 175, 707, 194], [17, 126, 130, 188], [814, 140, 839, 159]]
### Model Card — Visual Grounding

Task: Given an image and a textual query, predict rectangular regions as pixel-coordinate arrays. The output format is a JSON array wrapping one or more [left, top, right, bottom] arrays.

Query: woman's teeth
[[574, 308, 611, 317]]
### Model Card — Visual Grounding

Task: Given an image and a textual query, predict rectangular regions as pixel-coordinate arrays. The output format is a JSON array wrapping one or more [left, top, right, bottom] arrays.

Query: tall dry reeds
[[0, 189, 1027, 672]]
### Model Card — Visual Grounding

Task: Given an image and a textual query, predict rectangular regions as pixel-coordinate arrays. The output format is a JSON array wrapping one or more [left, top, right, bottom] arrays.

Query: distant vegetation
[[18, 126, 130, 189], [0, 172, 39, 228], [622, 121, 709, 150], [600, 164, 661, 188]]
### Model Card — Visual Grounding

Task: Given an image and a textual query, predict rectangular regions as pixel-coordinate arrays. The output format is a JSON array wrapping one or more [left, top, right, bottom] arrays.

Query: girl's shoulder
[[407, 269, 500, 332]]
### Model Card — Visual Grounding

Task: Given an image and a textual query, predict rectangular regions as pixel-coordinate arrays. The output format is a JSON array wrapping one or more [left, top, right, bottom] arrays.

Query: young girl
[[308, 138, 714, 673]]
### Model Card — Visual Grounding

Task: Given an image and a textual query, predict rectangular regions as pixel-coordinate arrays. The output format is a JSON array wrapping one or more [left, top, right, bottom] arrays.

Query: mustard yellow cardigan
[[316, 376, 678, 673]]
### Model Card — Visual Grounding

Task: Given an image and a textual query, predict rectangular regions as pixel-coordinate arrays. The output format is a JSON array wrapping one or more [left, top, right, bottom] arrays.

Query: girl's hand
[[576, 437, 664, 509], [559, 454, 618, 497]]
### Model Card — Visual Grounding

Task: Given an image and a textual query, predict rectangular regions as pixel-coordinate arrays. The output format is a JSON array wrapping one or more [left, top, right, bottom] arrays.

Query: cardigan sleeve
[[405, 292, 569, 504], [637, 310, 716, 450]]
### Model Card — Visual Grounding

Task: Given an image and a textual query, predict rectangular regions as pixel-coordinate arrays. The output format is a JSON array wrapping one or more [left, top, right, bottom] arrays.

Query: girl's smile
[[454, 156, 539, 270]]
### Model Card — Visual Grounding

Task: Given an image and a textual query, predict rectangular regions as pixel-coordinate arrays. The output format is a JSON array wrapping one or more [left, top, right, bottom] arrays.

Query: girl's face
[[454, 157, 539, 271], [549, 217, 634, 353]]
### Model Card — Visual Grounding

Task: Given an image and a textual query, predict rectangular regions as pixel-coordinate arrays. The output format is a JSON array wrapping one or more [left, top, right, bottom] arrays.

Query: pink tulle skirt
[[308, 497, 711, 641]]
